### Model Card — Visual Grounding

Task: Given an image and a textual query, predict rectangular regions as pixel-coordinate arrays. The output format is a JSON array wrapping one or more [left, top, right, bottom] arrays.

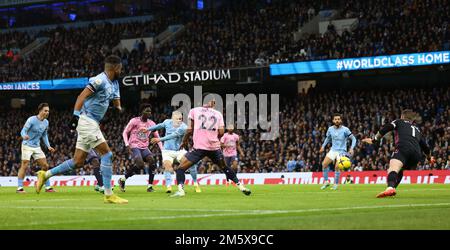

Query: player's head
[[140, 105, 151, 121], [37, 103, 49, 119], [104, 55, 122, 80], [401, 109, 421, 123], [172, 110, 183, 127], [332, 113, 342, 126], [203, 92, 216, 108], [226, 124, 234, 133]]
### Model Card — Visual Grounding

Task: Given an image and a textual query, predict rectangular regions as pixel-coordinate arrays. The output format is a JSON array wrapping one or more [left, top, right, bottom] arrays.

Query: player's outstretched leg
[[217, 158, 250, 196], [394, 169, 404, 188], [37, 159, 56, 193], [332, 163, 340, 191], [171, 156, 193, 197], [376, 159, 403, 198], [189, 164, 201, 193], [36, 159, 76, 194]]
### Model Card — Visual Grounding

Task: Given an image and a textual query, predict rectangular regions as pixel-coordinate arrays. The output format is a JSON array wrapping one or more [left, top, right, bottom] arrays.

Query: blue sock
[[100, 152, 113, 190], [18, 178, 23, 188], [323, 167, 329, 182], [50, 159, 75, 176], [164, 171, 172, 186], [189, 164, 198, 183], [335, 171, 341, 185], [45, 179, 51, 187]]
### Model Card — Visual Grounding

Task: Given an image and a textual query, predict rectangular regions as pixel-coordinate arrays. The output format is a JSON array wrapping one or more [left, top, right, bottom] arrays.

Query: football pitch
[[1, 184, 450, 229]]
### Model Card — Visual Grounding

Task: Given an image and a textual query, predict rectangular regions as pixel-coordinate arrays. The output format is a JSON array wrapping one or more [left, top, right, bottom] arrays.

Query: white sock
[[45, 170, 52, 178], [104, 188, 113, 195], [238, 183, 245, 191], [178, 184, 184, 192]]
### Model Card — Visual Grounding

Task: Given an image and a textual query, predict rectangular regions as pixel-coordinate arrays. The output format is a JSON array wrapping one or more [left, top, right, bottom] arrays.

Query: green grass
[[1, 184, 450, 229]]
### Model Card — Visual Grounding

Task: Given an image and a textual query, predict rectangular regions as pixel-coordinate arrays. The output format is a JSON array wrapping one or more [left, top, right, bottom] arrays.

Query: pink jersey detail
[[188, 107, 224, 150], [220, 133, 240, 157], [122, 117, 161, 149]]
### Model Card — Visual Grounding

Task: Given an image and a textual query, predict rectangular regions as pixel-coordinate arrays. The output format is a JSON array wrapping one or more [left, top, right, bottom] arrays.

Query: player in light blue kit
[[17, 103, 55, 193], [36, 55, 127, 204], [319, 113, 356, 190], [144, 111, 202, 193]]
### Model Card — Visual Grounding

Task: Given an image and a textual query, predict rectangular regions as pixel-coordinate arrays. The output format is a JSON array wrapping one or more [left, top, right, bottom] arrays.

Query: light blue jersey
[[20, 116, 50, 148], [82, 72, 120, 123], [148, 119, 187, 151], [322, 125, 356, 153]]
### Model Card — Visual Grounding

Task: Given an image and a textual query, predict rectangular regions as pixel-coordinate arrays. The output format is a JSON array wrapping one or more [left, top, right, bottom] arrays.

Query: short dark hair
[[104, 55, 121, 65], [140, 103, 152, 113], [332, 113, 342, 119], [38, 103, 49, 112]]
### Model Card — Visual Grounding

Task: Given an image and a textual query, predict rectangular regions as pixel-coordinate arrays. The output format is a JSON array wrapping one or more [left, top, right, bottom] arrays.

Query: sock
[[101, 152, 113, 195], [335, 171, 340, 185], [189, 164, 198, 184], [323, 167, 329, 182], [395, 170, 404, 188], [125, 165, 139, 179], [176, 168, 186, 189], [164, 171, 172, 187], [18, 178, 24, 188], [48, 159, 75, 177], [223, 166, 240, 185], [93, 167, 103, 186], [45, 179, 51, 188], [148, 166, 156, 186], [387, 171, 398, 188]]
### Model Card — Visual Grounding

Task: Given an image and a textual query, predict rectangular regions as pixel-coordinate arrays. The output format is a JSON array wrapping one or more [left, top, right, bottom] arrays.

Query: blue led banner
[[270, 51, 450, 76], [0, 77, 87, 91]]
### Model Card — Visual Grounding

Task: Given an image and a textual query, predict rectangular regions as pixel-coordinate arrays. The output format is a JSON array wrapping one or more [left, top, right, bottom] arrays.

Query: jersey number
[[411, 126, 419, 137], [199, 114, 217, 131]]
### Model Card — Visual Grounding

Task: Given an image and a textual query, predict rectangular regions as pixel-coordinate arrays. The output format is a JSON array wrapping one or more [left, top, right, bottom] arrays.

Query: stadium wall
[[1, 171, 449, 187]]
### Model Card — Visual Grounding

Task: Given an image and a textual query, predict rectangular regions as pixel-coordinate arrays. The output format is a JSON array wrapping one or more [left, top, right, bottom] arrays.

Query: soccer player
[[362, 109, 431, 198], [171, 98, 251, 197], [145, 111, 201, 193], [36, 55, 128, 204], [119, 105, 162, 192], [17, 103, 55, 193], [319, 113, 357, 190], [220, 124, 244, 183]]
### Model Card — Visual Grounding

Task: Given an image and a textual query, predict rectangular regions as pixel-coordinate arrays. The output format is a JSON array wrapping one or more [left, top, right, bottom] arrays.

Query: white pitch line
[[2, 202, 450, 228]]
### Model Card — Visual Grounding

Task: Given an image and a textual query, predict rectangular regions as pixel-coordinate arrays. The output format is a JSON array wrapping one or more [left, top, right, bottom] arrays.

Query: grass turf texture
[[1, 184, 450, 229]]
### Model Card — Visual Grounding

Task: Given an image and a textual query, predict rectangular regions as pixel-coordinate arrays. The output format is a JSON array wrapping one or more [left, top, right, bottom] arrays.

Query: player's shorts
[[21, 144, 45, 161], [162, 149, 187, 164], [326, 150, 343, 162], [224, 156, 238, 167], [76, 115, 106, 152], [185, 148, 224, 165], [131, 148, 153, 161], [86, 150, 100, 164], [391, 147, 422, 170]]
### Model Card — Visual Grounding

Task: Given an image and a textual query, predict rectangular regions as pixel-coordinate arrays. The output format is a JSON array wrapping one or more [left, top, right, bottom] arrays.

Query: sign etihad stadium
[[122, 69, 231, 86]]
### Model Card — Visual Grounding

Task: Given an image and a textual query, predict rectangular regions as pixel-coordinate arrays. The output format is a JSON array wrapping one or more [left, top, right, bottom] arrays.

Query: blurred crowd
[[0, 86, 448, 177], [6, 0, 448, 81]]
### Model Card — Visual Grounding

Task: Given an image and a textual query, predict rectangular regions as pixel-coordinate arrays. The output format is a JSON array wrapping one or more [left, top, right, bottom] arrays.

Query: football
[[338, 156, 352, 170]]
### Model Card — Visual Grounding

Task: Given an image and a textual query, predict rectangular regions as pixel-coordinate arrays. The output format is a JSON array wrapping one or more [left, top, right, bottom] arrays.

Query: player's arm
[[20, 118, 32, 140], [41, 127, 55, 152], [112, 99, 122, 112], [112, 81, 122, 112], [158, 126, 186, 142], [70, 87, 94, 130], [419, 138, 431, 158], [320, 128, 331, 153], [217, 113, 225, 139], [362, 121, 395, 145], [122, 119, 134, 149], [147, 122, 165, 132], [237, 137, 245, 157], [151, 130, 164, 150], [180, 118, 193, 149], [348, 129, 357, 155]]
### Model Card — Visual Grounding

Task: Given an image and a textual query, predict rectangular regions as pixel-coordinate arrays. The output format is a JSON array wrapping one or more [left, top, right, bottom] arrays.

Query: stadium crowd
[[0, 87, 448, 177], [2, 0, 448, 83]]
